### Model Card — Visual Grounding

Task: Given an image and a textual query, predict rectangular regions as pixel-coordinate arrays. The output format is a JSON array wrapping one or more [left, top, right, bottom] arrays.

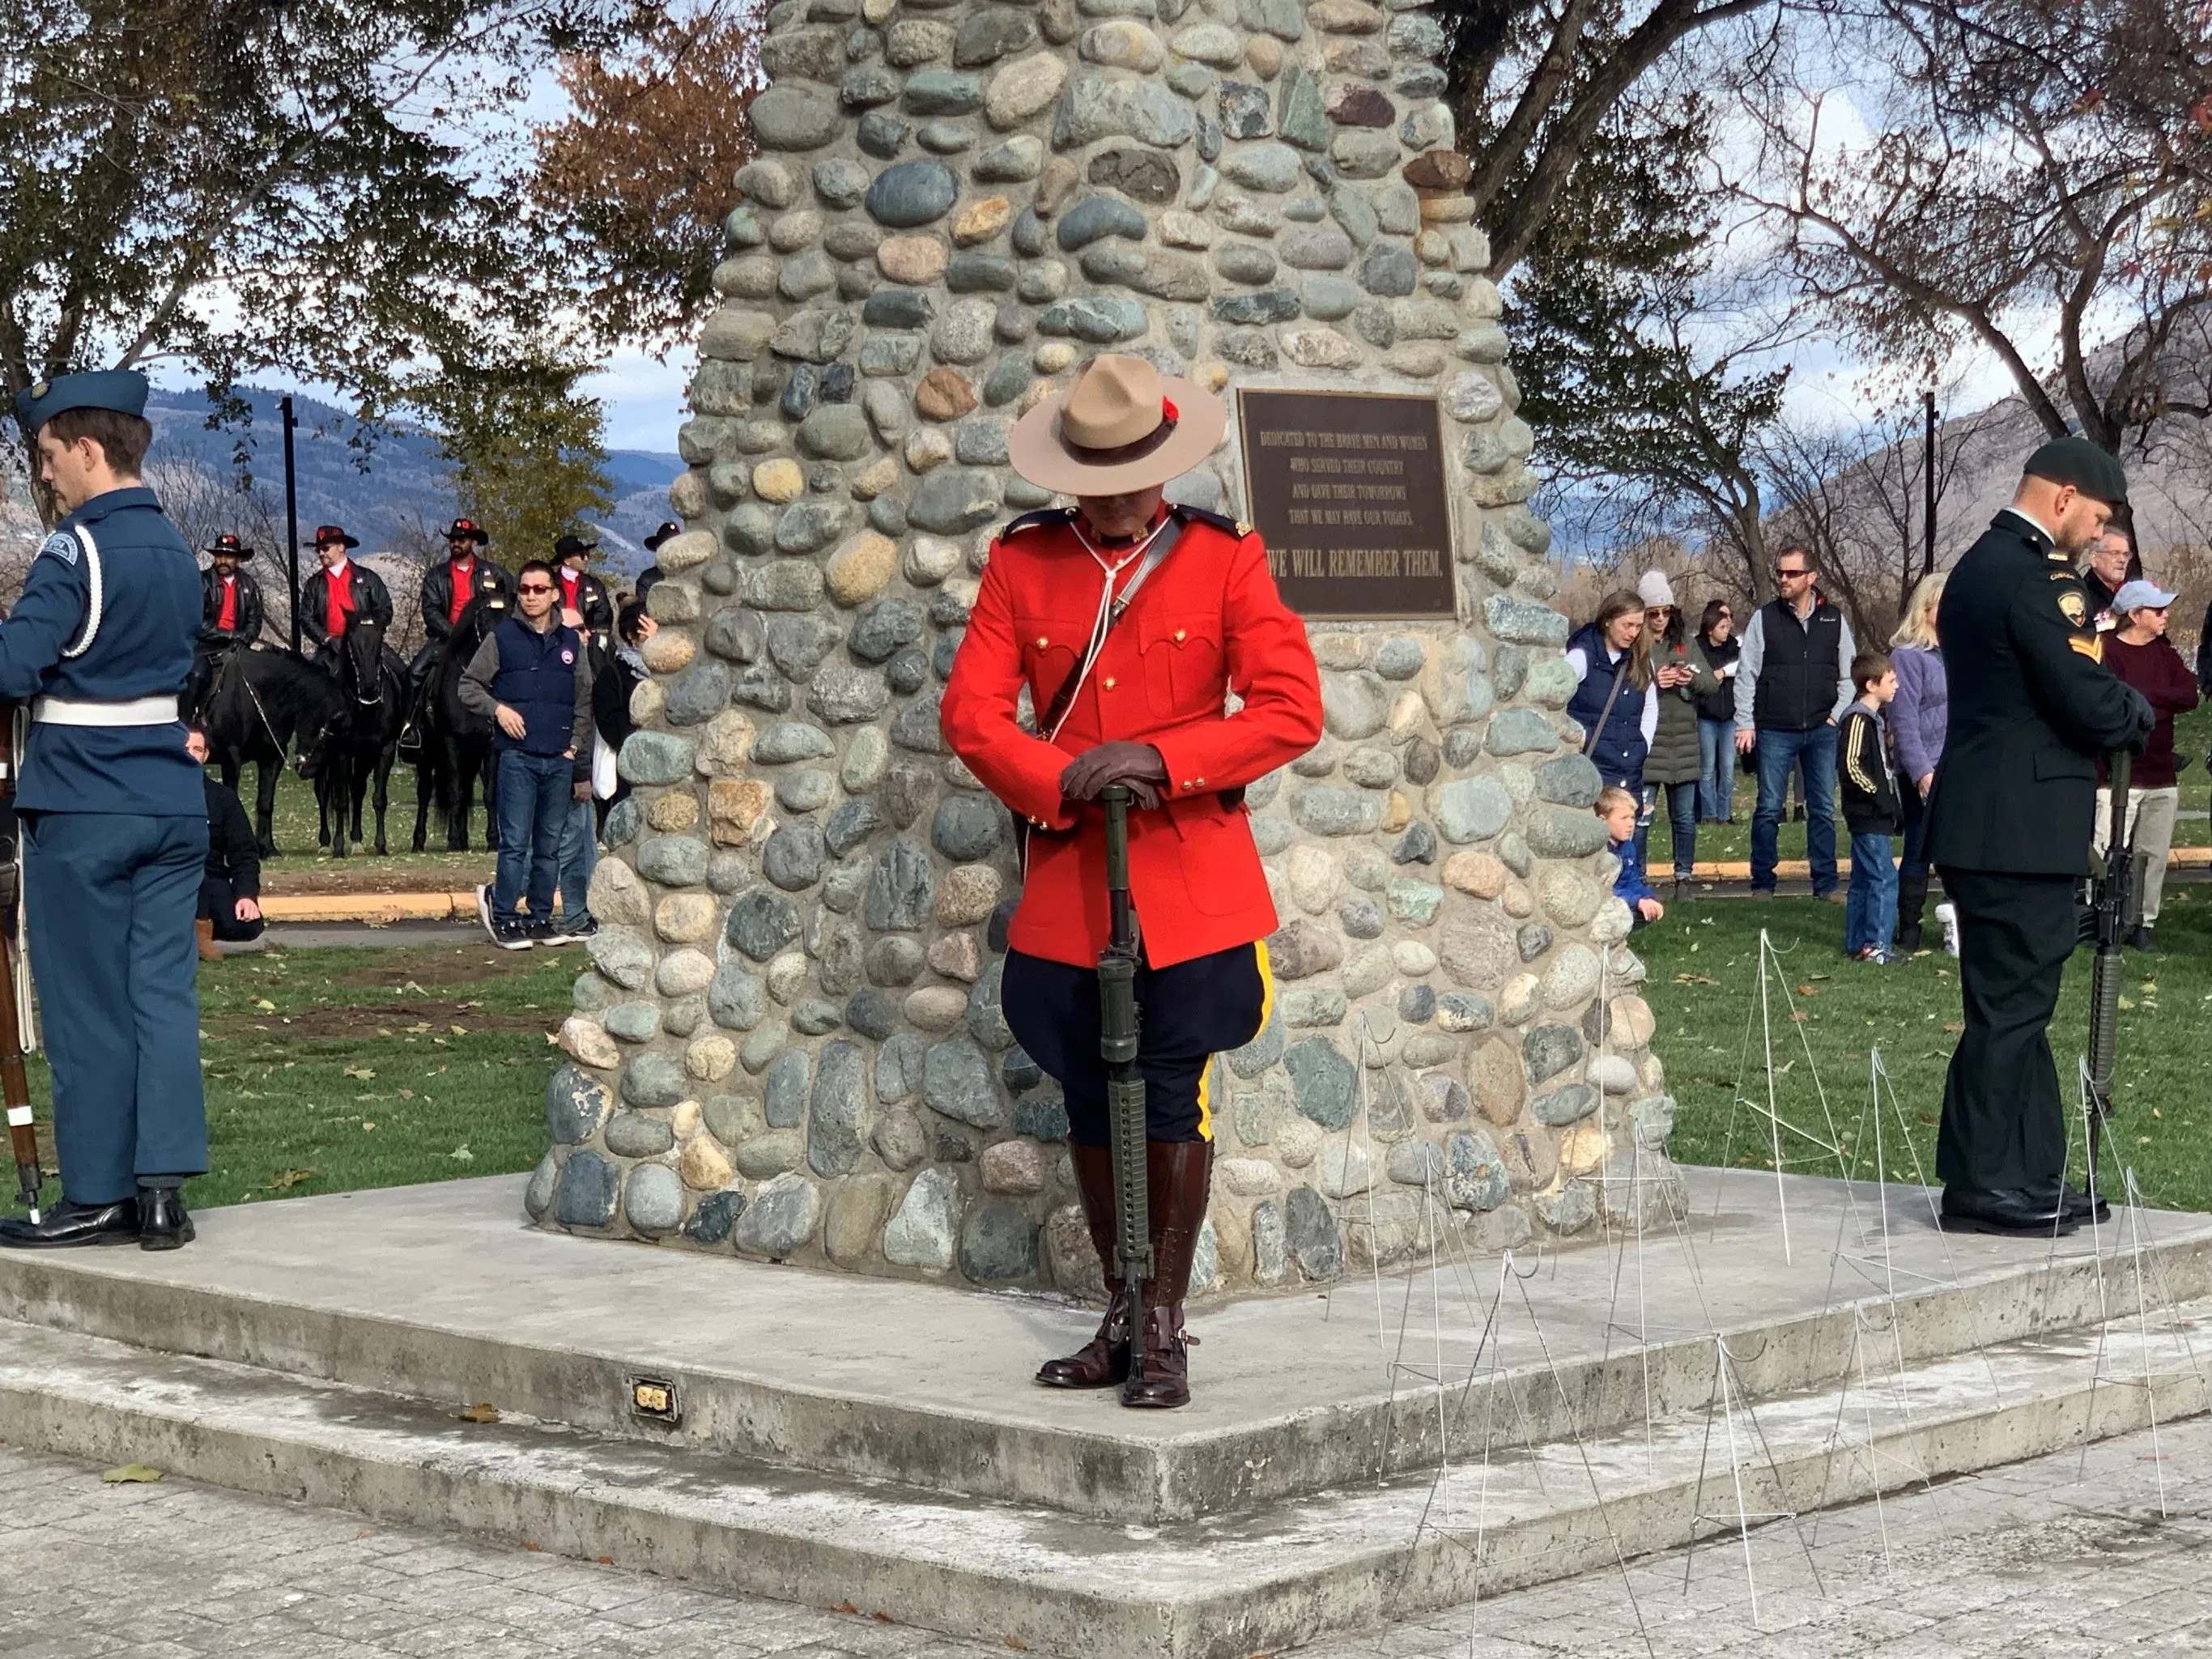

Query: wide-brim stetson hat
[[1006, 354, 1225, 496]]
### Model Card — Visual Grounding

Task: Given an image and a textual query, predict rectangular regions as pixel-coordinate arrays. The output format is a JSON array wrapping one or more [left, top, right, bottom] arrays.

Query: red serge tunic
[[940, 506, 1324, 969]]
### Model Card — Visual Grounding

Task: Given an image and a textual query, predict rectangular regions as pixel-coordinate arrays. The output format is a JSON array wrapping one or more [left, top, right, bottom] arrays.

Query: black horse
[[298, 619, 409, 857], [201, 647, 346, 857], [410, 593, 508, 852]]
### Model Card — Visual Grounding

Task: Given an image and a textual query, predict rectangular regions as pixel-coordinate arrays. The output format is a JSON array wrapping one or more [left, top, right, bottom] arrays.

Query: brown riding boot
[[1036, 1143, 1130, 1388], [1121, 1140, 1212, 1410], [194, 918, 221, 963]]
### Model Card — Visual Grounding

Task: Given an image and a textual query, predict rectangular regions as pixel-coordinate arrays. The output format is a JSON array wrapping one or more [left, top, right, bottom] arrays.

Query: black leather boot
[[1122, 1141, 1212, 1410], [1036, 1144, 1129, 1389], [0, 1196, 140, 1249], [138, 1185, 196, 1252]]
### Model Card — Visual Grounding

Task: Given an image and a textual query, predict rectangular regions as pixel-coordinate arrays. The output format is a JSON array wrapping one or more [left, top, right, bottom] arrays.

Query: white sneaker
[[1935, 901, 1960, 957]]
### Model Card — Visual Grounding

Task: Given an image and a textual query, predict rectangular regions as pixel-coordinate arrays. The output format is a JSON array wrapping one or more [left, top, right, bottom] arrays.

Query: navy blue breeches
[[1002, 942, 1272, 1146]]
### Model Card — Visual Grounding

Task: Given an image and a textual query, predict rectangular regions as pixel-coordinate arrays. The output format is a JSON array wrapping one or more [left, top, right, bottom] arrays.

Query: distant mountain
[[135, 386, 683, 570]]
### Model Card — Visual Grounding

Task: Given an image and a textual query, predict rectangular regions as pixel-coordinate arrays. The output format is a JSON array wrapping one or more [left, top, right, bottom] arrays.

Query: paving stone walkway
[[2, 1414, 2210, 1657]]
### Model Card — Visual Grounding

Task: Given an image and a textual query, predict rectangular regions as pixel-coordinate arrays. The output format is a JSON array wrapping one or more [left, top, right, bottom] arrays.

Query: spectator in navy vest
[[1888, 572, 1948, 951], [461, 559, 595, 949], [1732, 546, 1857, 899], [1566, 589, 1657, 793]]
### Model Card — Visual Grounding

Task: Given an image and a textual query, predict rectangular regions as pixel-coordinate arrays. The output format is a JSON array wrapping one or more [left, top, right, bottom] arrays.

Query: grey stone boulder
[[734, 1173, 823, 1257], [547, 1066, 610, 1145], [624, 1163, 685, 1234], [555, 1151, 619, 1228]]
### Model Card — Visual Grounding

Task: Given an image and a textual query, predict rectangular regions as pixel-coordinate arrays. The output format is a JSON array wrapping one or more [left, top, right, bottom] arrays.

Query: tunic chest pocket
[[1016, 613, 1091, 721], [1139, 613, 1224, 719]]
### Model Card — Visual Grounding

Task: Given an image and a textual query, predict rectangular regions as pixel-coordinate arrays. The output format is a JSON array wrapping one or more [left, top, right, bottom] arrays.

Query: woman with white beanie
[[1635, 570, 1718, 901]]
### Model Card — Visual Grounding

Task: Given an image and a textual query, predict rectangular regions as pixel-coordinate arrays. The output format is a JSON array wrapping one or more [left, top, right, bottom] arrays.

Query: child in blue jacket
[[1600, 785, 1663, 927]]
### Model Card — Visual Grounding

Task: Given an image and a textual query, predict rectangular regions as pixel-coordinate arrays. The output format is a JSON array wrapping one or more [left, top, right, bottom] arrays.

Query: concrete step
[[0, 1295, 2202, 1659], [2, 1172, 2207, 1525]]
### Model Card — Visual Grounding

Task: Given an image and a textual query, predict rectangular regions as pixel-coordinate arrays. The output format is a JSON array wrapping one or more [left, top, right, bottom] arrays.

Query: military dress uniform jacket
[[942, 506, 1324, 971], [1923, 511, 2151, 875], [300, 562, 394, 648], [420, 557, 517, 644], [198, 567, 265, 647], [2, 487, 204, 813]]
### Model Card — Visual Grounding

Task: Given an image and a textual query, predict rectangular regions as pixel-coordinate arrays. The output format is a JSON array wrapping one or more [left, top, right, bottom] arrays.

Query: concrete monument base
[[0, 1172, 2206, 1655]]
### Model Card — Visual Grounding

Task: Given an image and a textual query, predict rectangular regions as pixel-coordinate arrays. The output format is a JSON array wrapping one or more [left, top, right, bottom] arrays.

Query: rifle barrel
[[0, 709, 39, 1222]]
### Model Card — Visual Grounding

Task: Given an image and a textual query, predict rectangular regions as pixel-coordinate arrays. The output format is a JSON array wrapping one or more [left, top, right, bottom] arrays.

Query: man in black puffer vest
[[1733, 546, 1857, 897], [460, 559, 594, 949]]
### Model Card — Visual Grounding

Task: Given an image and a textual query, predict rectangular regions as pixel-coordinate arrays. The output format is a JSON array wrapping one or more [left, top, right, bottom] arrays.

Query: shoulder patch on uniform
[[1001, 507, 1078, 538], [37, 531, 76, 567], [1170, 503, 1249, 537], [2058, 589, 2087, 626]]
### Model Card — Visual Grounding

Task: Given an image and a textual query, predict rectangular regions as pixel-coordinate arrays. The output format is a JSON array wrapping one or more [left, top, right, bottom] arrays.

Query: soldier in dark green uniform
[[1924, 437, 2152, 1236]]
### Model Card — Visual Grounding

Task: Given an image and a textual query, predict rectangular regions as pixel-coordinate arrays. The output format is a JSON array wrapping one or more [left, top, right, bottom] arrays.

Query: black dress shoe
[[0, 1197, 141, 1249], [1940, 1186, 2076, 1236], [138, 1187, 195, 1252], [2040, 1181, 2112, 1227]]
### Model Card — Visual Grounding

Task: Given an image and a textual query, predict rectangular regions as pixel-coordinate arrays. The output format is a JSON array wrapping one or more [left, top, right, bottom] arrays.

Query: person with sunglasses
[[459, 559, 596, 948], [1732, 547, 1857, 899]]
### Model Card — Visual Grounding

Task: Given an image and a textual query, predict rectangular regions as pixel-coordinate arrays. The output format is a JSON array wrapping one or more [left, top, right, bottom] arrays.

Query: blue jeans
[[493, 750, 572, 927], [1846, 832, 1898, 955], [556, 798, 596, 930], [1752, 725, 1839, 893], [1698, 718, 1736, 821], [1633, 781, 1699, 883]]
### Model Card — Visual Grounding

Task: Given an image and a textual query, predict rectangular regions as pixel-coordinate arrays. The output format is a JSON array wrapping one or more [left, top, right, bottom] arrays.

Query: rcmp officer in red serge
[[1925, 436, 2152, 1236], [0, 371, 209, 1250], [942, 355, 1323, 1407]]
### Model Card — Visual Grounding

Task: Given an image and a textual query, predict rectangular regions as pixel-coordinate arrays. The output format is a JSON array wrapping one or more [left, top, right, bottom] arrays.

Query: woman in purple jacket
[[1888, 572, 1948, 952]]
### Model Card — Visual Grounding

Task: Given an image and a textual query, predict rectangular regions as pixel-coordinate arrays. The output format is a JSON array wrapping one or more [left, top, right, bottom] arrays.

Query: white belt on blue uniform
[[30, 695, 180, 727]]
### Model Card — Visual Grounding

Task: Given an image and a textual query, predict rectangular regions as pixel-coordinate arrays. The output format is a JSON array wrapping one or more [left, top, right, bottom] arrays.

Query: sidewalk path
[[3, 1411, 2207, 1657]]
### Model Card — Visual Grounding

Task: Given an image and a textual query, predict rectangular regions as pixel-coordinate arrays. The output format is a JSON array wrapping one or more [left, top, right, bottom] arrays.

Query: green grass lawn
[[1639, 892, 2212, 1214], [1648, 700, 2212, 867], [223, 759, 494, 892], [19, 941, 570, 1214]]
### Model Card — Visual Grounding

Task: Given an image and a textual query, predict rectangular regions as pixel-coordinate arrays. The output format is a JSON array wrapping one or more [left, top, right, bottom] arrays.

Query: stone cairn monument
[[527, 0, 1682, 1294]]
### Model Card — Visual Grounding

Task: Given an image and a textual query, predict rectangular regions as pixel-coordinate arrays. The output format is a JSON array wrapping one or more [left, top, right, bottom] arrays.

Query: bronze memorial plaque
[[1236, 387, 1456, 619]]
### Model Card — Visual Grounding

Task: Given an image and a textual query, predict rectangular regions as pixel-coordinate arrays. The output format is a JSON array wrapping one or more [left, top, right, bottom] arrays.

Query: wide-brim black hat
[[206, 534, 254, 563], [643, 521, 681, 551], [442, 517, 490, 546], [311, 525, 359, 550], [553, 534, 598, 559]]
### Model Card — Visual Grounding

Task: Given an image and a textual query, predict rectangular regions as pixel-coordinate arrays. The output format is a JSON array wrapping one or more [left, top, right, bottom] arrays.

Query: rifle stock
[[0, 707, 39, 1222]]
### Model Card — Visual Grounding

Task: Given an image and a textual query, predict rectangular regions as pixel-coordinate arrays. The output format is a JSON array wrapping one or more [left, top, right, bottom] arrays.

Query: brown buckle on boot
[[1036, 1283, 1131, 1389]]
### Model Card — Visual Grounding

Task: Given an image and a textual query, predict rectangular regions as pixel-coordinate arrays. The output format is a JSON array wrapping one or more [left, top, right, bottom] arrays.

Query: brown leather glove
[[1060, 741, 1167, 811]]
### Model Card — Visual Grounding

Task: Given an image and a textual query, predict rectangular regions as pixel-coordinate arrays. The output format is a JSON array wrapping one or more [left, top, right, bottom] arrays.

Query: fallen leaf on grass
[[343, 1066, 375, 1080], [1794, 985, 1819, 998], [449, 1023, 469, 1036], [1943, 1023, 1965, 1033], [102, 1464, 162, 1483], [252, 998, 276, 1012], [397, 1089, 415, 1100], [360, 1121, 376, 1132], [1789, 1010, 1809, 1023], [1674, 973, 1719, 986], [262, 1168, 321, 1192], [458, 1403, 500, 1424], [449, 1146, 474, 1163]]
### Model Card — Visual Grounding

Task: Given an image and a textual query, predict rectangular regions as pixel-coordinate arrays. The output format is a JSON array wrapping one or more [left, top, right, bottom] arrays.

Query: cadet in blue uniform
[[0, 372, 208, 1251], [1924, 436, 2152, 1236]]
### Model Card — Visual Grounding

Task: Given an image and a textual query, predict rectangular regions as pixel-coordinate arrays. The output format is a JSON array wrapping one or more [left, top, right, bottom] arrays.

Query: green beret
[[2023, 435, 2128, 508]]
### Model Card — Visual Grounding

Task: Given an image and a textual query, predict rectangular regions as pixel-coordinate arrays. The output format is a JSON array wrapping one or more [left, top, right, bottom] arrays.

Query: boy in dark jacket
[[1840, 651, 1902, 962]]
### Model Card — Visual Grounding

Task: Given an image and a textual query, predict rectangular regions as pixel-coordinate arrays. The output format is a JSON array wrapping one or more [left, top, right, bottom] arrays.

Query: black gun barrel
[[1098, 785, 1151, 1382]]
